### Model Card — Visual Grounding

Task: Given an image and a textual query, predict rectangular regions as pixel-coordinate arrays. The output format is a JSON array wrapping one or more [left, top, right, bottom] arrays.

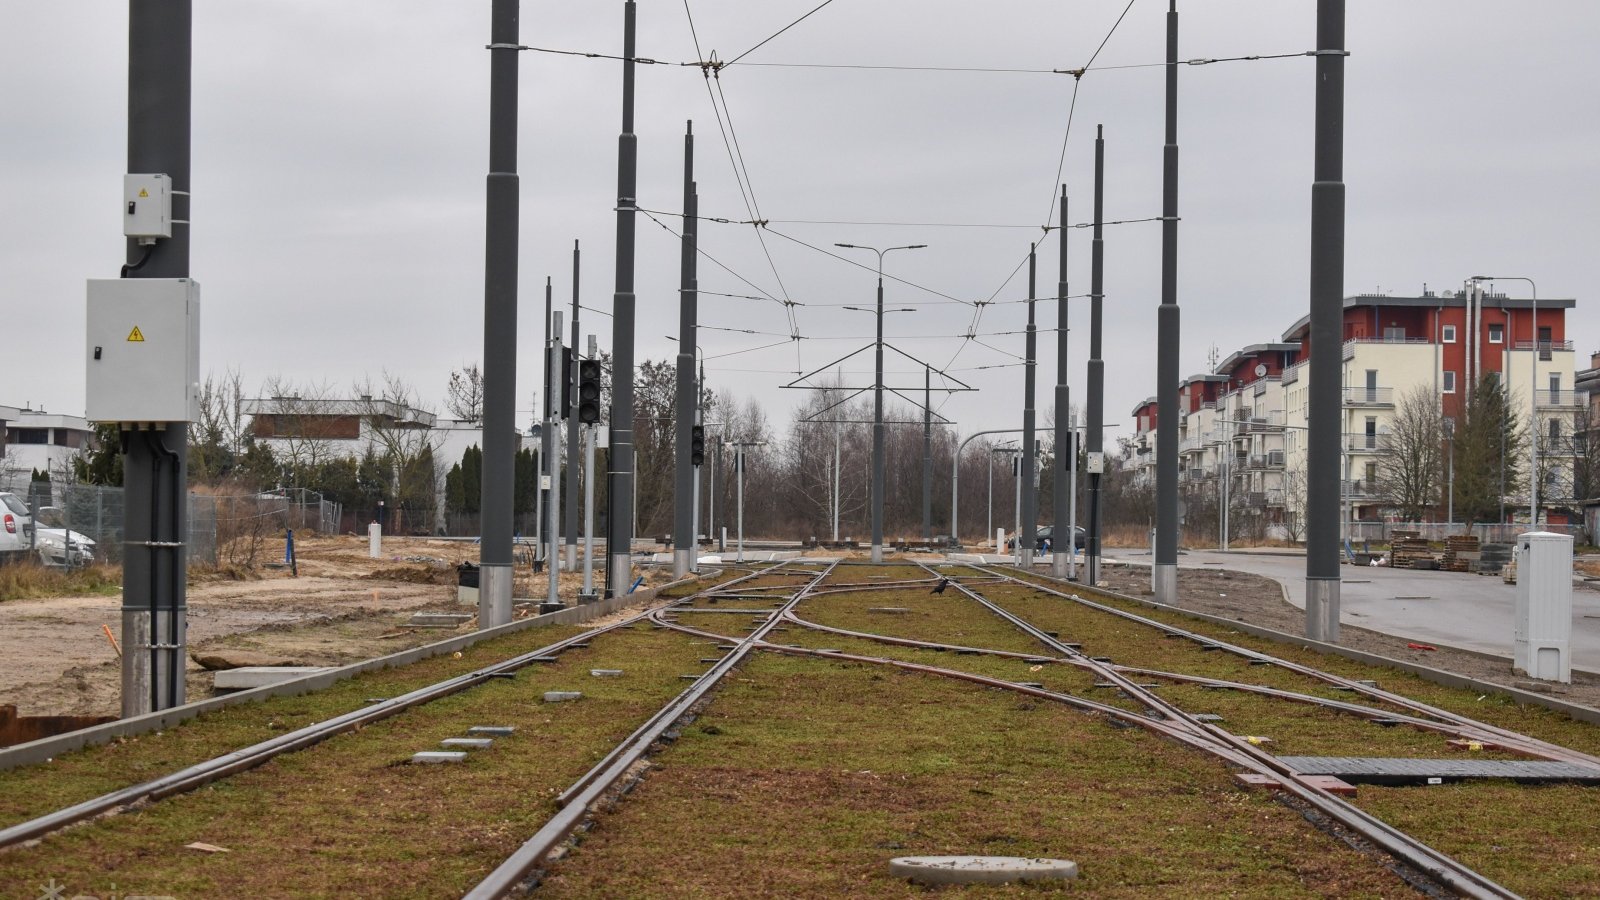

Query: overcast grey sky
[[4, 1, 1597, 445]]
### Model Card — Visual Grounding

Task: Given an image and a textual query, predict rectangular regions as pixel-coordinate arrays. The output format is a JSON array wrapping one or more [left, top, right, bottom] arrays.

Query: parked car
[[0, 492, 36, 564], [33, 506, 97, 567], [1007, 524, 1086, 553]]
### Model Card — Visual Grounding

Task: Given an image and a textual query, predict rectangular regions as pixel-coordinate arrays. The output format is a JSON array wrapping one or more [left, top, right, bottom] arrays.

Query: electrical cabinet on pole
[[93, 0, 195, 716]]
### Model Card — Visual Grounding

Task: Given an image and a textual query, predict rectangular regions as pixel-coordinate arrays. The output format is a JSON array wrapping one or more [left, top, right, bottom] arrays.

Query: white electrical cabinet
[[1513, 530, 1572, 683], [85, 278, 201, 424], [124, 174, 173, 240]]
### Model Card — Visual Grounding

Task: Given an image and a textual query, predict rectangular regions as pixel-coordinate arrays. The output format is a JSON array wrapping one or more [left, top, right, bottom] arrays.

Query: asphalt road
[[955, 548, 1600, 675]]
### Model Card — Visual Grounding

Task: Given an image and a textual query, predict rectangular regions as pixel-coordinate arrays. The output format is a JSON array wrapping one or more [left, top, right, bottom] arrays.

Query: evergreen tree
[[1453, 374, 1524, 524]]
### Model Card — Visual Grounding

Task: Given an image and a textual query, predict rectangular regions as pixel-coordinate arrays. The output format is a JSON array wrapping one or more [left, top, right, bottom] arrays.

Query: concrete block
[[889, 856, 1078, 886], [410, 612, 473, 627], [469, 726, 516, 736], [544, 691, 583, 702], [213, 667, 329, 691], [590, 669, 624, 678], [441, 738, 493, 750], [411, 751, 468, 764]]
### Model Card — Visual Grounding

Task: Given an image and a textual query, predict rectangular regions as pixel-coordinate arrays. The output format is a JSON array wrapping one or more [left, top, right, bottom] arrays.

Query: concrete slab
[[543, 691, 583, 702], [411, 751, 468, 764], [409, 612, 474, 627], [468, 726, 516, 736], [590, 669, 624, 678], [213, 667, 329, 691], [889, 856, 1078, 886]]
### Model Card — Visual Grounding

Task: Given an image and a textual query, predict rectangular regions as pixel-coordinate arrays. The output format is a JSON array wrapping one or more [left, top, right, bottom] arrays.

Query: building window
[[1443, 371, 1457, 393], [1442, 325, 1457, 343], [1488, 323, 1504, 344], [13, 428, 48, 445], [1383, 326, 1406, 341], [1549, 418, 1561, 443]]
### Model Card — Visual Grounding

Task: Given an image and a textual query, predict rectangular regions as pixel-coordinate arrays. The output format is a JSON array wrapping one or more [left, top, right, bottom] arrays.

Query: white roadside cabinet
[[1514, 531, 1573, 683]]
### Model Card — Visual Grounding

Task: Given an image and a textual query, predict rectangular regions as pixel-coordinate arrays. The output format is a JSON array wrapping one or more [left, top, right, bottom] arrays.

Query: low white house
[[0, 404, 95, 491]]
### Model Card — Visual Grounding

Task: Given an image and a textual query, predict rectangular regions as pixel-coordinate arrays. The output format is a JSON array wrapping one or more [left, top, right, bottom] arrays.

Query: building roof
[[241, 397, 437, 428], [1280, 292, 1577, 343], [1216, 343, 1300, 374]]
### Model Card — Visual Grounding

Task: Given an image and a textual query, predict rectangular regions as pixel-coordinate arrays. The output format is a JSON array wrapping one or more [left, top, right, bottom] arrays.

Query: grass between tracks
[[539, 652, 1406, 898], [0, 624, 715, 897], [0, 619, 606, 830]]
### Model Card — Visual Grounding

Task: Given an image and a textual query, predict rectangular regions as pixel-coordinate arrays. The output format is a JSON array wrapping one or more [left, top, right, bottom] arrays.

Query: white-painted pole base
[[1306, 577, 1340, 643], [368, 522, 382, 559], [609, 552, 633, 597], [479, 563, 513, 629], [1052, 551, 1068, 578], [673, 548, 691, 579], [1154, 564, 1176, 606], [870, 543, 883, 563]]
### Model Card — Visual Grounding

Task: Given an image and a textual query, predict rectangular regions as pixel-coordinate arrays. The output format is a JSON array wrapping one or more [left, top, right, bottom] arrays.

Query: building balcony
[[1341, 478, 1377, 499], [1346, 434, 1391, 453], [1342, 386, 1395, 407], [1536, 390, 1583, 409], [1246, 451, 1286, 470]]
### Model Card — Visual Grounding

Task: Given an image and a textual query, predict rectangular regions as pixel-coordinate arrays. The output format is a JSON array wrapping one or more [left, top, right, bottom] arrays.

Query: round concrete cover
[[889, 856, 1079, 885]]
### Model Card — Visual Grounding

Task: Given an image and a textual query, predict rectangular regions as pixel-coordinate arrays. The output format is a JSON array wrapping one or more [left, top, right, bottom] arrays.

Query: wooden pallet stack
[[1477, 542, 1513, 577], [1388, 531, 1436, 569], [1440, 535, 1480, 572]]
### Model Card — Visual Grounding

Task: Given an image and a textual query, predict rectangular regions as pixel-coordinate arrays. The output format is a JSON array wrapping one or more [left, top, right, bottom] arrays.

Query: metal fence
[[1345, 521, 1586, 544], [20, 483, 341, 569]]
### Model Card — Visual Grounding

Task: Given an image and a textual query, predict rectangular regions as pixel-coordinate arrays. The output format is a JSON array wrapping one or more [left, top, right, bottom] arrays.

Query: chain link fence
[[1346, 521, 1587, 545], [21, 483, 341, 569]]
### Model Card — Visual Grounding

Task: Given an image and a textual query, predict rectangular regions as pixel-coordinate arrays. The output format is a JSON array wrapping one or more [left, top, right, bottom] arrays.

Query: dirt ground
[[0, 536, 677, 719], [1093, 560, 1600, 711]]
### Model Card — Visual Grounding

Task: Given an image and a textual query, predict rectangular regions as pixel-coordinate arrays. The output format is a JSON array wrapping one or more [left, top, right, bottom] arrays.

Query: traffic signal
[[559, 347, 573, 417], [577, 359, 603, 424], [691, 425, 705, 466]]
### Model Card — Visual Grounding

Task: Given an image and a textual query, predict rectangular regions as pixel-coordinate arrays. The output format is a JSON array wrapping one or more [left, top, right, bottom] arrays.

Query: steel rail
[[779, 610, 1549, 756], [550, 561, 799, 808], [0, 619, 639, 852], [464, 560, 840, 900], [660, 586, 1515, 898], [989, 565, 1600, 767], [941, 566, 1518, 899]]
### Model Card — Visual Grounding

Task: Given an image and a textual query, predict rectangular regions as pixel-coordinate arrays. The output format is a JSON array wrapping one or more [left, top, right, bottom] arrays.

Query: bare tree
[[1375, 385, 1445, 521], [444, 363, 485, 423], [253, 376, 342, 481], [354, 372, 443, 533]]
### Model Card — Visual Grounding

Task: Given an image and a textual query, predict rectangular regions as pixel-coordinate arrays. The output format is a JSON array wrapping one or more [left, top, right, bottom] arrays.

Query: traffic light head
[[577, 360, 603, 424], [691, 424, 705, 465]]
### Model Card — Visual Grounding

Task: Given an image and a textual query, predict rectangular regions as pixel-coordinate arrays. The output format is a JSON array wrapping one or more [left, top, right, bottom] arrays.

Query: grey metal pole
[[952, 428, 1025, 546], [1069, 413, 1079, 579], [692, 354, 703, 571], [478, 0, 520, 629], [923, 363, 932, 544], [872, 266, 886, 563], [833, 427, 841, 543], [1305, 0, 1346, 642], [714, 437, 724, 551], [541, 277, 553, 561], [1014, 450, 1022, 563], [583, 421, 596, 596], [736, 446, 745, 562], [1053, 186, 1072, 577], [607, 0, 639, 598], [1154, 0, 1181, 604], [674, 122, 696, 578], [546, 311, 563, 606], [121, 0, 192, 716], [1086, 125, 1107, 585], [1021, 245, 1038, 567], [565, 241, 580, 571]]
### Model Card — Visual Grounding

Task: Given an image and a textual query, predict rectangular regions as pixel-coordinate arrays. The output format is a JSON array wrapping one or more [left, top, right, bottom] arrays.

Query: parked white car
[[0, 492, 36, 564], [33, 506, 97, 567]]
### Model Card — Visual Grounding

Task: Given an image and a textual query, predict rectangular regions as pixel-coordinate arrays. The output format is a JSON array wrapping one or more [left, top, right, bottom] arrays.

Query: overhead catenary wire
[[723, 0, 841, 67]]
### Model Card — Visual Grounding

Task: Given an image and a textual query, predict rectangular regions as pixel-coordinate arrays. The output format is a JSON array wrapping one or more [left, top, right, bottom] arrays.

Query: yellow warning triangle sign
[[127, 326, 145, 342], [138, 188, 149, 198]]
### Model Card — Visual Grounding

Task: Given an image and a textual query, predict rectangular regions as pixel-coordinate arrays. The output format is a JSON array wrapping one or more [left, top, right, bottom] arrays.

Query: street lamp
[[835, 242, 927, 563], [732, 441, 766, 562], [1472, 275, 1539, 524]]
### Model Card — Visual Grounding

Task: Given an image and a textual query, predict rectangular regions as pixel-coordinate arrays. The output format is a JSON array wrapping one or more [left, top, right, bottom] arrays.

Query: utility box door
[[1513, 530, 1572, 683], [86, 278, 200, 424]]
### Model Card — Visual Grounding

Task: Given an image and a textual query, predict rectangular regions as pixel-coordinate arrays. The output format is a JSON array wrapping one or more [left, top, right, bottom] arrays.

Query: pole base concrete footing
[[1306, 577, 1340, 643], [672, 549, 691, 580], [1153, 564, 1176, 605], [479, 564, 513, 629]]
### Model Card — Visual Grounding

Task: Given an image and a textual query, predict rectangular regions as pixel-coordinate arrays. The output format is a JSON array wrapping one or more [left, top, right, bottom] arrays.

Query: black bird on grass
[[931, 578, 951, 595]]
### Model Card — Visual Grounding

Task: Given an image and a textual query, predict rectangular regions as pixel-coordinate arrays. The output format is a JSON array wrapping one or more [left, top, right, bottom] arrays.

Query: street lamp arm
[[951, 428, 1026, 544]]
